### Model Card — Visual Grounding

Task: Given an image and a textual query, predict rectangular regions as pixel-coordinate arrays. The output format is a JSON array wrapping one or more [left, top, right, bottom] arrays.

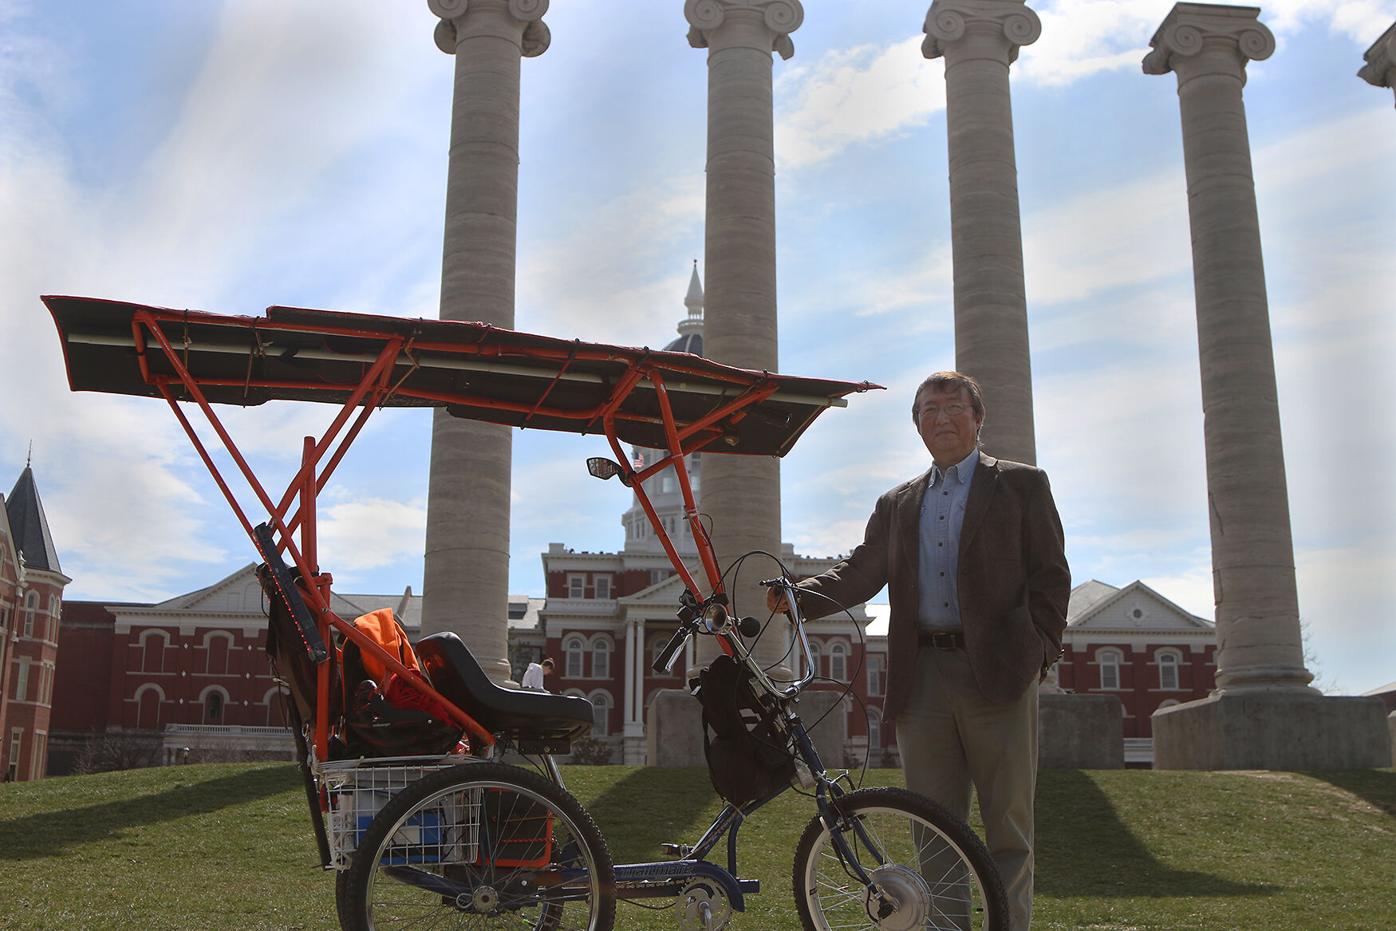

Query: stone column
[[1359, 22, 1396, 105], [421, 0, 550, 683], [685, 0, 802, 671], [923, 0, 1040, 466], [624, 619, 646, 763], [1144, 3, 1386, 770]]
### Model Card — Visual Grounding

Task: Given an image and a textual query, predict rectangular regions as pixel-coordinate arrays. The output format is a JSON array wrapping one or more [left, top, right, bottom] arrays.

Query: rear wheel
[[339, 762, 615, 931], [792, 787, 1007, 931]]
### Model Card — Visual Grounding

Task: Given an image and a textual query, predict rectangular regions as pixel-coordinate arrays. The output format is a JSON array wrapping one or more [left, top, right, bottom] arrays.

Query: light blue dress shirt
[[917, 447, 979, 631]]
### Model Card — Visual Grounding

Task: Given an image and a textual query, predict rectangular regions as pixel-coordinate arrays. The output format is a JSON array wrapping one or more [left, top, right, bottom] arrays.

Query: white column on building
[[421, 0, 550, 683], [1143, 3, 1388, 770], [1359, 22, 1396, 105], [922, 0, 1041, 466], [684, 0, 803, 672], [623, 618, 637, 725]]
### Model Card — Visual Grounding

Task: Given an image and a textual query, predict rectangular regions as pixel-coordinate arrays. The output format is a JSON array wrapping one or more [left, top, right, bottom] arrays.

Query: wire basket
[[320, 756, 480, 870]]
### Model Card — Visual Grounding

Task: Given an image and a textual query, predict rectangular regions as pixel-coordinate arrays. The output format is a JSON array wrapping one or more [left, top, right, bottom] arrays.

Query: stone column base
[[622, 734, 647, 766], [1387, 711, 1396, 768], [647, 689, 705, 767], [1038, 694, 1123, 769], [1152, 692, 1390, 770], [645, 687, 852, 768]]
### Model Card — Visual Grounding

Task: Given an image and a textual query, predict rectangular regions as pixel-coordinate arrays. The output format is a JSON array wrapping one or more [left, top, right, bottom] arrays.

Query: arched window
[[591, 636, 612, 680], [141, 631, 169, 673], [263, 687, 288, 728], [134, 684, 164, 730], [588, 690, 612, 737], [867, 708, 882, 749], [203, 632, 233, 675], [201, 687, 227, 725], [1156, 699, 1180, 713], [1097, 648, 1123, 690], [807, 641, 822, 679], [829, 642, 849, 682], [22, 591, 38, 639], [564, 637, 585, 678], [1157, 650, 1182, 691]]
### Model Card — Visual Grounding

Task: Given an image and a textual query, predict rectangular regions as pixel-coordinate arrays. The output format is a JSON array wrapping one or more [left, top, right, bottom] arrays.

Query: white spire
[[684, 259, 703, 312]]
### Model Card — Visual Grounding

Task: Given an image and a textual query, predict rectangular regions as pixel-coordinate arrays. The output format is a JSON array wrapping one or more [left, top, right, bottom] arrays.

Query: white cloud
[[315, 495, 427, 576]]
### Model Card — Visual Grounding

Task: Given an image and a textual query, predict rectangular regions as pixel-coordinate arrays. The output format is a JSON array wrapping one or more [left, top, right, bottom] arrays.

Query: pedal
[[661, 842, 694, 858]]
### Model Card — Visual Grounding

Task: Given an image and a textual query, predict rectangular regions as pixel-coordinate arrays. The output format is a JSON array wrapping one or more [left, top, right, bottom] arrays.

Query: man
[[769, 371, 1069, 930], [521, 656, 555, 692]]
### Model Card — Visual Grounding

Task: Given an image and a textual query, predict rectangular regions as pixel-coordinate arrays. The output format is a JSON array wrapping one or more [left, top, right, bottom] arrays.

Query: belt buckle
[[930, 631, 957, 651]]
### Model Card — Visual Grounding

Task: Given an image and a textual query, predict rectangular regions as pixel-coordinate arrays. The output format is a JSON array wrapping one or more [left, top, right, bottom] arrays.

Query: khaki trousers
[[895, 645, 1038, 931]]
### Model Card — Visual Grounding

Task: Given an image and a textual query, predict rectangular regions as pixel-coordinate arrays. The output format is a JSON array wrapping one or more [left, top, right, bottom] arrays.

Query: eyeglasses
[[920, 403, 971, 420]]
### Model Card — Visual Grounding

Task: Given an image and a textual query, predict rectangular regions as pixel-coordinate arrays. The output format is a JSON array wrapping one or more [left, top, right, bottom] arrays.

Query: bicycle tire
[[339, 762, 615, 931], [792, 786, 1008, 931]]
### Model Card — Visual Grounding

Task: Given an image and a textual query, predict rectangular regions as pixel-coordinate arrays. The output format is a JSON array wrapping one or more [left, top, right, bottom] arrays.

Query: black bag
[[339, 639, 461, 759], [694, 655, 795, 805]]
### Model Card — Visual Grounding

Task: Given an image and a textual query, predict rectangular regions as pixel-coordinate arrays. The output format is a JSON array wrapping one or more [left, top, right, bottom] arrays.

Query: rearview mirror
[[586, 457, 632, 486]]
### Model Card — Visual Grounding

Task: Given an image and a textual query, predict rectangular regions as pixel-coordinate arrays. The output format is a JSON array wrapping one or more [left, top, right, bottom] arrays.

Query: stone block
[[646, 688, 705, 767], [1388, 711, 1396, 768], [1153, 692, 1390, 770], [1038, 693, 1123, 769], [645, 686, 850, 769]]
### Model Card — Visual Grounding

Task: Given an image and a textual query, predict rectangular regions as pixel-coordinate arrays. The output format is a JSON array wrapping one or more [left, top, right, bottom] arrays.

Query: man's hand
[[766, 585, 793, 616]]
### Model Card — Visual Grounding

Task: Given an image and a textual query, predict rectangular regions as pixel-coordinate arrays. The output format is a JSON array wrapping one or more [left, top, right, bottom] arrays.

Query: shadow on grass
[[1036, 770, 1277, 899], [1306, 769, 1396, 817], [584, 767, 718, 863], [0, 766, 295, 861]]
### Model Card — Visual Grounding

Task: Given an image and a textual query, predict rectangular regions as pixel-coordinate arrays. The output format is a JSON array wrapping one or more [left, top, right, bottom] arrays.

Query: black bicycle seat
[[415, 632, 593, 747]]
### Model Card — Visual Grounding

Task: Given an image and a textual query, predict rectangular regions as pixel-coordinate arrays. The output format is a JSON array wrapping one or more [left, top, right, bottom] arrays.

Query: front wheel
[[792, 787, 1007, 931], [340, 762, 615, 931]]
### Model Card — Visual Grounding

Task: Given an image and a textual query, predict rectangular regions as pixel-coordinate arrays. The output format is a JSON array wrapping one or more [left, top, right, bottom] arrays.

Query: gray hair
[[911, 371, 985, 426]]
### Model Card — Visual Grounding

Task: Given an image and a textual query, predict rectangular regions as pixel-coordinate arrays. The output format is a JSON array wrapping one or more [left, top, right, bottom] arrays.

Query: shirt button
[[937, 542, 943, 547], [943, 602, 949, 607], [939, 516, 944, 521], [939, 572, 945, 577]]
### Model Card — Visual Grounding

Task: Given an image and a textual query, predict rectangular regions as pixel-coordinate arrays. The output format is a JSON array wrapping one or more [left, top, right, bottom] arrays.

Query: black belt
[[918, 629, 965, 651]]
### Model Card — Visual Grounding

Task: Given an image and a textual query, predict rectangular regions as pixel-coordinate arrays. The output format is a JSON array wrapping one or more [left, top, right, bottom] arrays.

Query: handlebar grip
[[652, 625, 690, 674]]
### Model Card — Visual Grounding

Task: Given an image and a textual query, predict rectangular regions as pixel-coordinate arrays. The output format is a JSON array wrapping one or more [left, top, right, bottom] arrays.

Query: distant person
[[521, 656, 555, 692], [769, 371, 1070, 930]]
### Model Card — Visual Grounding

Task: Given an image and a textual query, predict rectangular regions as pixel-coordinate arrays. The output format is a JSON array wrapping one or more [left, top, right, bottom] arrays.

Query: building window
[[567, 574, 585, 599], [204, 632, 233, 675], [829, 642, 848, 682], [204, 690, 225, 725], [30, 732, 46, 781], [13, 660, 29, 702], [134, 685, 163, 730], [564, 637, 585, 678], [141, 631, 168, 673], [594, 576, 611, 600], [649, 569, 669, 587], [1098, 648, 1123, 691], [1157, 650, 1181, 691], [867, 654, 885, 697], [7, 728, 21, 782], [867, 708, 882, 749], [22, 591, 37, 639], [591, 637, 611, 680], [589, 690, 612, 737]]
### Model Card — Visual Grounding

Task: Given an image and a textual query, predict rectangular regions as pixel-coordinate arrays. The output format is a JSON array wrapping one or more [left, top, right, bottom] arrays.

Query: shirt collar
[[930, 447, 980, 488]]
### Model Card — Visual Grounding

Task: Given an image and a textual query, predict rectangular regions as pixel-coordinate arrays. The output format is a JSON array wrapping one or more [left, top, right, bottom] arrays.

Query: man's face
[[915, 386, 982, 465]]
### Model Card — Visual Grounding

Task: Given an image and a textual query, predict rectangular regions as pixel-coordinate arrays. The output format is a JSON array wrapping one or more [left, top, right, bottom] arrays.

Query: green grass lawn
[[1, 763, 1392, 930]]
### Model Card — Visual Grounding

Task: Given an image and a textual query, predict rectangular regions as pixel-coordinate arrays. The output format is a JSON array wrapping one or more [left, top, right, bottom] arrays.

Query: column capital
[[429, 0, 551, 58], [1358, 22, 1396, 107], [1142, 3, 1274, 81], [684, 0, 805, 61], [922, 0, 1041, 65]]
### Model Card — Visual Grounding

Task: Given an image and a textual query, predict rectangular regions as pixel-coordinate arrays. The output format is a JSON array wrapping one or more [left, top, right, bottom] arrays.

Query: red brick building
[[0, 465, 71, 782]]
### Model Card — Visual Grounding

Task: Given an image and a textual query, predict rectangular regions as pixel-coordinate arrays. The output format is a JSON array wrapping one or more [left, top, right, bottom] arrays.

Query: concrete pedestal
[[646, 686, 849, 770], [1152, 692, 1390, 770], [1038, 693, 1123, 769]]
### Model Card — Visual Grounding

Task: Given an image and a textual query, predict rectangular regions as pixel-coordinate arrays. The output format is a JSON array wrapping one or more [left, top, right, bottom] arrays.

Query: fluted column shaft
[[924, 0, 1040, 466], [1144, 4, 1312, 694], [685, 0, 802, 672], [422, 0, 550, 682], [1359, 22, 1396, 106]]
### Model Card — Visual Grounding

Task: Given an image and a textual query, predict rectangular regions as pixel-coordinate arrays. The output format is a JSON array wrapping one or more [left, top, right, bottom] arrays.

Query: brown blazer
[[796, 453, 1070, 719]]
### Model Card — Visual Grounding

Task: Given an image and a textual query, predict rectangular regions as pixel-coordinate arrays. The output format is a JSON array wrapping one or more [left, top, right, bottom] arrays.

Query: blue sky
[[2, 0, 1393, 694]]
